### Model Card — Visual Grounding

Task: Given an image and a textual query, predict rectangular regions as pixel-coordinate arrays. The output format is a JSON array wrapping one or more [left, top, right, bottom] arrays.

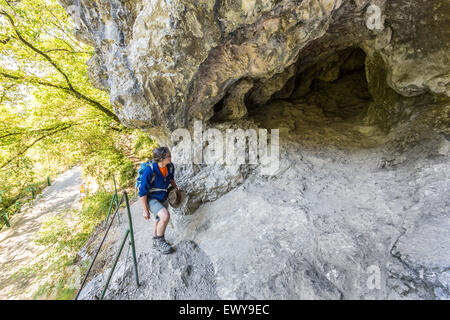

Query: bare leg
[[156, 208, 170, 237], [153, 219, 158, 237]]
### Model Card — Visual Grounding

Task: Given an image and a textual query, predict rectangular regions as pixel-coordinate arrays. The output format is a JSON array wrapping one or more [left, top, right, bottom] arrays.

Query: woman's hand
[[171, 179, 181, 191]]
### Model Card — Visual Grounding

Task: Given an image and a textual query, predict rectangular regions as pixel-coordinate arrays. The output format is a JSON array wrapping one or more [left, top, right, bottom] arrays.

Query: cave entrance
[[247, 47, 372, 121], [292, 47, 371, 120], [242, 47, 385, 148]]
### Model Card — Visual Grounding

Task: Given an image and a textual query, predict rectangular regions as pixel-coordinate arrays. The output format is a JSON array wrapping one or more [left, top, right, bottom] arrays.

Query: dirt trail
[[0, 166, 84, 299]]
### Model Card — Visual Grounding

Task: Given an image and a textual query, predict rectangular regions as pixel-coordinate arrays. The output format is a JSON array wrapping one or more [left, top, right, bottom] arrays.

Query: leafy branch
[[0, 9, 121, 124], [0, 122, 75, 169]]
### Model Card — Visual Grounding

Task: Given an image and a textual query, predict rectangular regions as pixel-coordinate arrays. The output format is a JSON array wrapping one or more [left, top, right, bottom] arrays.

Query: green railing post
[[47, 176, 51, 186], [74, 189, 140, 300], [2, 211, 10, 228], [104, 193, 117, 227], [100, 229, 130, 300], [112, 175, 120, 223], [124, 191, 139, 287], [74, 194, 125, 300], [112, 175, 119, 206]]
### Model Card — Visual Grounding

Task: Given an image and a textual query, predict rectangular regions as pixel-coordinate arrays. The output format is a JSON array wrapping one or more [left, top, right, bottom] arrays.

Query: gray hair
[[153, 146, 170, 162]]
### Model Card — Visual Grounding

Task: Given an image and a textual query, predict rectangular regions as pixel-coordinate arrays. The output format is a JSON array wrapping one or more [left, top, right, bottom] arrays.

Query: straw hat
[[167, 186, 186, 208]]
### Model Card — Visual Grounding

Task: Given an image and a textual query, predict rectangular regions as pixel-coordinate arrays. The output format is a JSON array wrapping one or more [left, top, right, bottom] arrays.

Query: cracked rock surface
[[60, 0, 450, 138], [78, 100, 449, 300]]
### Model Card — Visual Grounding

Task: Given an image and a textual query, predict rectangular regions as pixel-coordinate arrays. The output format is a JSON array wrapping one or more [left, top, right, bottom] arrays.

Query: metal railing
[[74, 178, 140, 300], [105, 175, 120, 226]]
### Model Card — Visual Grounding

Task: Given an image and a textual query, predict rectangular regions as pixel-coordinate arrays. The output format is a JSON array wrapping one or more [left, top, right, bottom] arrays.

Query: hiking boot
[[152, 236, 158, 249], [153, 236, 174, 254], [160, 238, 174, 254], [152, 235, 172, 248], [162, 236, 172, 246]]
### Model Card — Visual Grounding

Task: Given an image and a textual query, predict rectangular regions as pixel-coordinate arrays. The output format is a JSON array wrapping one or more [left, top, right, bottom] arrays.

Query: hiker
[[138, 147, 183, 254]]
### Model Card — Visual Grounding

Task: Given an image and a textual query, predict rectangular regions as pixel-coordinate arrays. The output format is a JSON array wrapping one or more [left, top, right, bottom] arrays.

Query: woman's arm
[[169, 163, 180, 190], [141, 195, 151, 220]]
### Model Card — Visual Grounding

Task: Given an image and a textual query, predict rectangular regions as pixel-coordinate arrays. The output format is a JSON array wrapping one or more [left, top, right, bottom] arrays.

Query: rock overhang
[[59, 0, 449, 144]]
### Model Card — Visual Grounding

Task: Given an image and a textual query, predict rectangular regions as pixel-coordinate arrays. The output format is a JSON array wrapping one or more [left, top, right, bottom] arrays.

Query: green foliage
[[0, 0, 158, 299], [78, 191, 115, 222], [0, 0, 156, 229], [21, 190, 114, 299], [80, 129, 158, 190], [82, 139, 136, 190], [134, 130, 158, 161]]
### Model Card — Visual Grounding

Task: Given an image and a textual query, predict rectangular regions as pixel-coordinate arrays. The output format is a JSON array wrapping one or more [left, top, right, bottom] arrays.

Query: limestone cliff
[[64, 0, 450, 299]]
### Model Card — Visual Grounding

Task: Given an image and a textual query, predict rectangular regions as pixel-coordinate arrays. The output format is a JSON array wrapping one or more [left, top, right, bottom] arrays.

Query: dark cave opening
[[212, 95, 226, 121], [209, 47, 376, 128], [247, 47, 373, 122], [209, 45, 441, 150], [234, 47, 394, 149]]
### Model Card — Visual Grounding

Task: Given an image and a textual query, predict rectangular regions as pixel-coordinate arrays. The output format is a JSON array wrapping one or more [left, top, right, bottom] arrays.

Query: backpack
[[136, 160, 156, 195], [135, 161, 174, 195]]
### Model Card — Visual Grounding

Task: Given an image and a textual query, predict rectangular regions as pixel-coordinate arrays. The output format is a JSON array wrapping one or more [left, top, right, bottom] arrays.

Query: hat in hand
[[167, 186, 186, 208]]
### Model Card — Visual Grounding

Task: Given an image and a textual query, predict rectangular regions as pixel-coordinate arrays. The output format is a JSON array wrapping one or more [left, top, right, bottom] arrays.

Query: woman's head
[[153, 146, 171, 166]]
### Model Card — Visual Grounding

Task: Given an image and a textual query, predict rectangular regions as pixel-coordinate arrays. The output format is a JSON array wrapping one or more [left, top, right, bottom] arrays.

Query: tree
[[0, 0, 120, 124], [0, 0, 153, 222]]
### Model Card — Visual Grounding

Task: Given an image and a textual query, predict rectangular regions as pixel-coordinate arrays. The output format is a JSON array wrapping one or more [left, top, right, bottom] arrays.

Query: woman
[[138, 147, 181, 254]]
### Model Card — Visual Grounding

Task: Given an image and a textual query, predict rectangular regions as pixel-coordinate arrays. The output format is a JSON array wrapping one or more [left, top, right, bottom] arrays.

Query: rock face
[[60, 0, 449, 135], [64, 0, 450, 300]]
